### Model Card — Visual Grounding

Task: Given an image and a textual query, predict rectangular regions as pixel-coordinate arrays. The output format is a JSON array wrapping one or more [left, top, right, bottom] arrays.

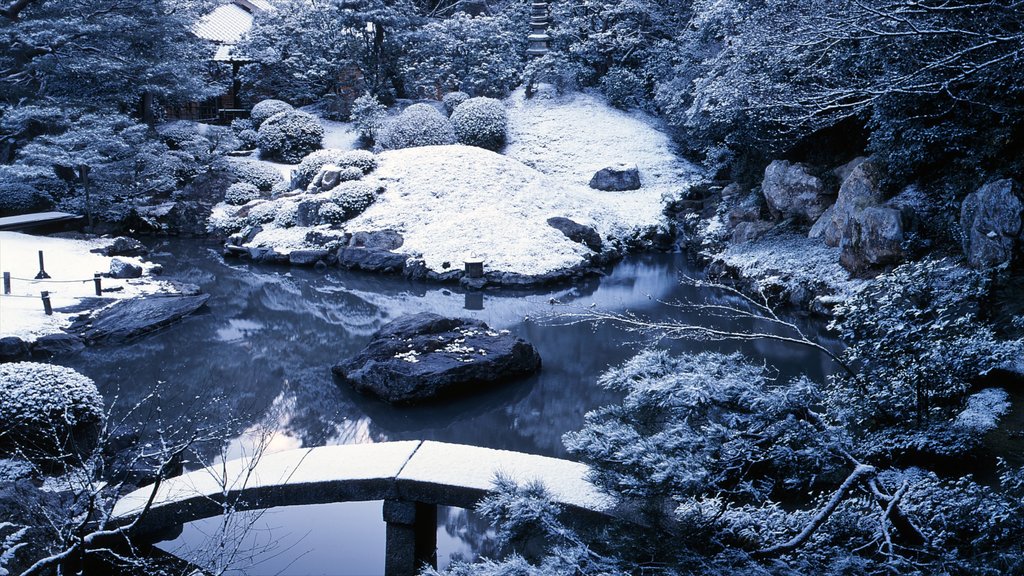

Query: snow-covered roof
[[193, 2, 254, 44]]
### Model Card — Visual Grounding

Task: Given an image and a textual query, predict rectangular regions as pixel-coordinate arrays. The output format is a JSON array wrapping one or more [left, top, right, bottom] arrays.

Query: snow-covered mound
[[339, 145, 666, 276], [505, 87, 698, 195]]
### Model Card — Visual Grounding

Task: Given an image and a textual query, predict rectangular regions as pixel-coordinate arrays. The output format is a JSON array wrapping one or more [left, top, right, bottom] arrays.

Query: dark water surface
[[60, 238, 839, 575]]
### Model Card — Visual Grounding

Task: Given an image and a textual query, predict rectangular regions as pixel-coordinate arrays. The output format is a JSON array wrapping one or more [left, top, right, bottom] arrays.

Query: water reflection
[[57, 239, 841, 574]]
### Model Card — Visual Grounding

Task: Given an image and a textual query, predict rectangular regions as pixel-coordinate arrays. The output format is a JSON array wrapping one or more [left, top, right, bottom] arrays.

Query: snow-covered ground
[[0, 232, 171, 340], [228, 90, 701, 279], [505, 86, 699, 195]]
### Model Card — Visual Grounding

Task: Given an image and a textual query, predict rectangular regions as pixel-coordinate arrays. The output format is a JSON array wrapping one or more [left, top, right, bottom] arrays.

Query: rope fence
[[2, 249, 110, 314]]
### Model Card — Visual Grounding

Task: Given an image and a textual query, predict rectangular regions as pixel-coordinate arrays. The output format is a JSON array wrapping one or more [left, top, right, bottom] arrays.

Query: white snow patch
[[505, 88, 699, 195], [0, 232, 173, 340], [345, 145, 669, 276]]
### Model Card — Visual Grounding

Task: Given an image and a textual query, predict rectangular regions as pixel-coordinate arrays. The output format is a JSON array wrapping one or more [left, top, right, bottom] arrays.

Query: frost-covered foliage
[[230, 118, 253, 134], [316, 202, 348, 225], [237, 0, 413, 107], [249, 99, 294, 129], [293, 149, 377, 189], [329, 181, 378, 219], [245, 200, 280, 225], [236, 129, 259, 151], [0, 522, 28, 576], [351, 94, 387, 141], [375, 103, 455, 151], [274, 201, 300, 228], [829, 258, 1023, 457], [0, 363, 104, 459], [224, 182, 261, 205], [600, 66, 648, 110], [429, 348, 1024, 576], [0, 184, 52, 217], [229, 160, 285, 192], [402, 12, 528, 99], [257, 109, 325, 163], [442, 91, 469, 116], [450, 97, 507, 151]]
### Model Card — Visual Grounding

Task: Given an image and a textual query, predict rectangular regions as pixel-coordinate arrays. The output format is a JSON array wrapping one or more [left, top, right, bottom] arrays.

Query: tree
[[0, 0, 220, 117]]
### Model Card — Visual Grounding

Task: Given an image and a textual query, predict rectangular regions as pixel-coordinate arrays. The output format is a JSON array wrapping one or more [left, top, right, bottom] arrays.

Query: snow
[[112, 440, 613, 523], [0, 232, 172, 340], [397, 441, 614, 513], [504, 87, 699, 195], [712, 232, 866, 300], [224, 91, 701, 279]]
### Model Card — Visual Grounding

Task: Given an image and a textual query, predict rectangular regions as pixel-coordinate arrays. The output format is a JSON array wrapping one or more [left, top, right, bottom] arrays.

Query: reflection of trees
[[439, 506, 502, 565]]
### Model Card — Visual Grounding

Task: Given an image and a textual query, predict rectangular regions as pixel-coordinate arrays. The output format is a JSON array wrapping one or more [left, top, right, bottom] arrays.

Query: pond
[[60, 238, 840, 575]]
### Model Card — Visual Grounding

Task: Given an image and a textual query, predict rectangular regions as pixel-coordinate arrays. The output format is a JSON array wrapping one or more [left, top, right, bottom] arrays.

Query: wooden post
[[2, 272, 9, 295], [41, 291, 52, 315], [35, 250, 51, 279], [94, 273, 102, 296], [464, 257, 484, 279], [383, 500, 437, 576]]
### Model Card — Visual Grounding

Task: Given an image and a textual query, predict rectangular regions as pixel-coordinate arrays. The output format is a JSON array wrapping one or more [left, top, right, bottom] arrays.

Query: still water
[[61, 239, 839, 575]]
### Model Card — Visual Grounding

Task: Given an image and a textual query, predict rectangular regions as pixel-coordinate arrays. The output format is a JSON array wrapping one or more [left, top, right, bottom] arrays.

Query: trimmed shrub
[[331, 181, 378, 218], [351, 94, 387, 141], [224, 182, 261, 205], [245, 201, 279, 224], [257, 109, 325, 163], [275, 201, 300, 227], [317, 201, 348, 224], [230, 160, 285, 192], [230, 118, 254, 133], [0, 362, 104, 459], [237, 129, 259, 150], [249, 99, 294, 129], [0, 184, 53, 216], [270, 181, 292, 197], [376, 104, 455, 151], [450, 97, 508, 151], [293, 149, 378, 189], [442, 91, 470, 116]]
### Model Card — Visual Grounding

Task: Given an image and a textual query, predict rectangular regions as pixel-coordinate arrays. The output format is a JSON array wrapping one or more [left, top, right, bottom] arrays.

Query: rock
[[295, 199, 323, 227], [960, 179, 1023, 269], [31, 333, 85, 357], [108, 258, 143, 279], [289, 249, 330, 266], [349, 230, 404, 251], [337, 246, 408, 273], [731, 220, 774, 244], [71, 294, 210, 344], [547, 217, 602, 251], [127, 201, 208, 236], [839, 206, 905, 273], [333, 312, 541, 404], [0, 336, 29, 362], [589, 163, 641, 191], [811, 160, 884, 247], [831, 156, 868, 187], [92, 236, 148, 257], [762, 160, 833, 223]]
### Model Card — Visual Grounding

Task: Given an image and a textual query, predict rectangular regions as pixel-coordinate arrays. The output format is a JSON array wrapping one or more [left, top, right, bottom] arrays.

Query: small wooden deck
[[0, 211, 83, 232]]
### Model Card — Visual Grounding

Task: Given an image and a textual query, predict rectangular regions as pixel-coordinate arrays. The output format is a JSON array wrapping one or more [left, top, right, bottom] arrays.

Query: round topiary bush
[[275, 201, 300, 228], [0, 362, 104, 460], [230, 118, 254, 134], [245, 201, 279, 225], [230, 160, 285, 192], [249, 99, 294, 129], [237, 129, 259, 150], [257, 110, 325, 163], [317, 201, 348, 225], [450, 97, 508, 151], [224, 182, 261, 205], [331, 181, 378, 219], [442, 91, 470, 116], [376, 103, 456, 151], [293, 149, 379, 189], [0, 184, 53, 217]]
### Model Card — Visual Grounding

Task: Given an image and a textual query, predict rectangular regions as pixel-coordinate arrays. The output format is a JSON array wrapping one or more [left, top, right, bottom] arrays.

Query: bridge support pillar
[[383, 499, 437, 576]]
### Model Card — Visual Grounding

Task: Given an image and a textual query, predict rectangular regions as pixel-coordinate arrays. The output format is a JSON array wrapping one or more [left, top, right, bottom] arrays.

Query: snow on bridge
[[112, 440, 618, 576]]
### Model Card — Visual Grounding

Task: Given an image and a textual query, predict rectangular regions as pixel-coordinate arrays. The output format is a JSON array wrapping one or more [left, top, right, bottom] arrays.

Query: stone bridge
[[111, 440, 618, 576]]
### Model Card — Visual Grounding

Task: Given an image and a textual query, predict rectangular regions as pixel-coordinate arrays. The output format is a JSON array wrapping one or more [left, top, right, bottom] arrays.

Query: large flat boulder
[[71, 294, 210, 344], [333, 312, 541, 404]]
